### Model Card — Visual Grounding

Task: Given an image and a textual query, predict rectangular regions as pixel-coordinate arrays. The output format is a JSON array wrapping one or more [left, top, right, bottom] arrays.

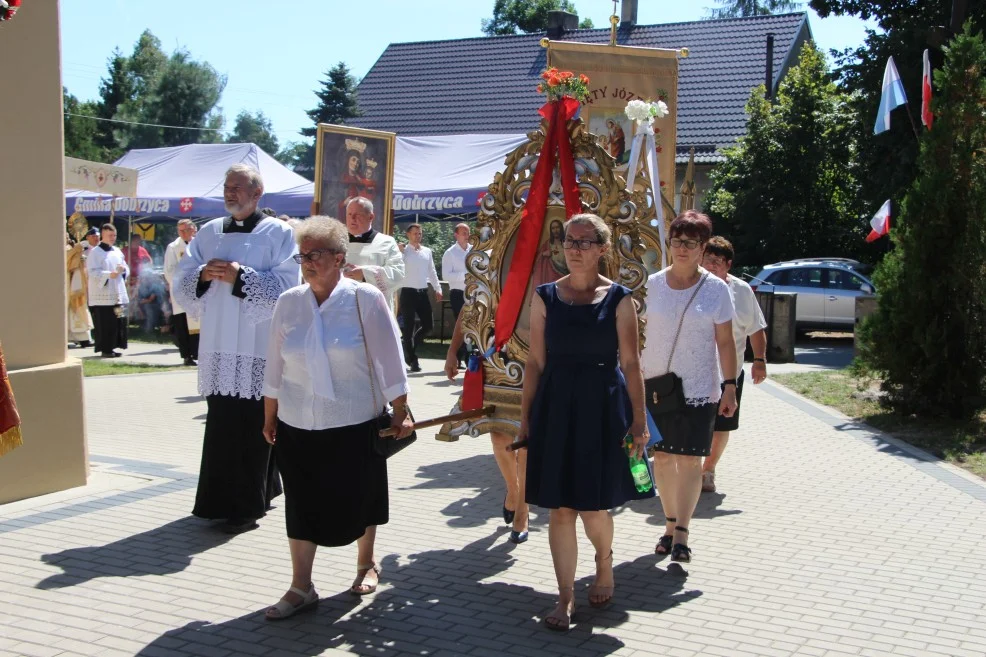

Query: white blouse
[[641, 269, 733, 405], [263, 277, 409, 431]]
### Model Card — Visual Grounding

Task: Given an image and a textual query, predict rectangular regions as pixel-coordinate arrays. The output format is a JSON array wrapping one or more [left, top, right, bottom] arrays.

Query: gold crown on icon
[[345, 139, 367, 154]]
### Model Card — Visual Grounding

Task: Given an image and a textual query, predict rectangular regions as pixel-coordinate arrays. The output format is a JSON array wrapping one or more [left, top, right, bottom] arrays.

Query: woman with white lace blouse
[[640, 211, 737, 563], [261, 216, 413, 620]]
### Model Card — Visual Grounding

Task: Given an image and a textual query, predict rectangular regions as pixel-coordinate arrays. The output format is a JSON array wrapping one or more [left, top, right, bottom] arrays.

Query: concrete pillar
[[854, 295, 878, 357], [755, 290, 797, 364], [0, 0, 88, 504]]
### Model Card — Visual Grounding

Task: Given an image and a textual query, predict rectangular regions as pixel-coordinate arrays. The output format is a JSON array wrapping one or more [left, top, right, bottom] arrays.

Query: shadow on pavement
[[136, 533, 699, 656], [36, 516, 232, 590], [794, 333, 854, 368]]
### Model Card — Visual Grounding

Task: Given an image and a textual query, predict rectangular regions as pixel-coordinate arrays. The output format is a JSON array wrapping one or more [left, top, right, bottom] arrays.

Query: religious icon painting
[[313, 124, 396, 235], [586, 109, 633, 170]]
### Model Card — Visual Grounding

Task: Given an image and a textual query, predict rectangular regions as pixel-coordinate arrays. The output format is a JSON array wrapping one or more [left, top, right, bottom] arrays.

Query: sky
[[60, 1, 877, 150]]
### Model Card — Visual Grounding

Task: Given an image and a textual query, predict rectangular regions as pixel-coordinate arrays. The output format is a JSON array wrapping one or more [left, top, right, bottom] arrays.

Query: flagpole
[[902, 99, 921, 139]]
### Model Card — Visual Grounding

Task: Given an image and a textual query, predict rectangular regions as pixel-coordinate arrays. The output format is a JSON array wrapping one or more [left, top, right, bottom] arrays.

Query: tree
[[481, 0, 593, 36], [275, 141, 309, 169], [63, 90, 103, 161], [226, 110, 279, 155], [705, 0, 801, 19], [808, 0, 986, 225], [704, 43, 864, 266], [296, 62, 361, 179], [859, 25, 986, 419]]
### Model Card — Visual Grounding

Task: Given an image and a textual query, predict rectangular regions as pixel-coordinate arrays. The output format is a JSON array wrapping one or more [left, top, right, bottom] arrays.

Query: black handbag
[[355, 290, 418, 458], [644, 273, 708, 417]]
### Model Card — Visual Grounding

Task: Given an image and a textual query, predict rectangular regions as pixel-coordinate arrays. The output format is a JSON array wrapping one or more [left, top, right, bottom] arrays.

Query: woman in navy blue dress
[[520, 213, 653, 631]]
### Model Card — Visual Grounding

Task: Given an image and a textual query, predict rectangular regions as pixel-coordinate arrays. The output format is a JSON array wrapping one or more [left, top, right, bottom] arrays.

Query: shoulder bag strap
[[664, 272, 709, 374], [354, 288, 383, 413]]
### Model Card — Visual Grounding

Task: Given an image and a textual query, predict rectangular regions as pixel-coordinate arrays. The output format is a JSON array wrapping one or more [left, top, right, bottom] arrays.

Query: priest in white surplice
[[342, 197, 404, 306], [175, 164, 299, 534]]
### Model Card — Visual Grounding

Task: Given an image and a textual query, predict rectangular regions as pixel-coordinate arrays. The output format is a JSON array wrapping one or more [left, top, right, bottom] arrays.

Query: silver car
[[751, 259, 876, 332]]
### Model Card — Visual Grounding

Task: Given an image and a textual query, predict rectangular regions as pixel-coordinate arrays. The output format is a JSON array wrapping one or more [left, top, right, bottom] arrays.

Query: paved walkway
[[2, 356, 985, 657]]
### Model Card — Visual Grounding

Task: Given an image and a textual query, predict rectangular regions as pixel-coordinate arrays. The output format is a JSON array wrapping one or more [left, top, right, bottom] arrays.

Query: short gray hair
[[294, 216, 348, 260], [225, 164, 264, 191], [565, 213, 612, 244], [346, 196, 374, 215], [177, 218, 194, 228]]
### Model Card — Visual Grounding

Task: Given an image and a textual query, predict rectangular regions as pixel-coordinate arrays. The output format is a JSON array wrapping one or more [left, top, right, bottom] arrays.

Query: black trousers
[[399, 287, 433, 366], [90, 305, 127, 354], [192, 395, 282, 521], [171, 313, 199, 360], [449, 289, 468, 364]]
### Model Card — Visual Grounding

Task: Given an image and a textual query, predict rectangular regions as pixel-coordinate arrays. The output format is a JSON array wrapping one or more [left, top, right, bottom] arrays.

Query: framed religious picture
[[313, 124, 396, 234]]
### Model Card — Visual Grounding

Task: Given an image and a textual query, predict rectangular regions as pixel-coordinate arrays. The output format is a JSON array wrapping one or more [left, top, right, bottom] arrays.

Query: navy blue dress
[[525, 283, 655, 511]]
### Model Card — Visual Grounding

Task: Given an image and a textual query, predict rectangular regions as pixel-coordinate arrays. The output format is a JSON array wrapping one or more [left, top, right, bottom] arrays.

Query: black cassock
[[192, 394, 281, 521]]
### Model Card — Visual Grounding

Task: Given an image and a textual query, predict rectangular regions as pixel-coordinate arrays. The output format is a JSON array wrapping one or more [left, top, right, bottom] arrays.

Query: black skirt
[[651, 402, 718, 457], [275, 419, 388, 547]]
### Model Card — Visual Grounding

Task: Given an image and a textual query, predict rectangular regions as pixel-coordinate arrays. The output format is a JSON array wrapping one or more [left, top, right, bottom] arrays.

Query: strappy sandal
[[350, 562, 381, 596], [588, 550, 614, 608], [264, 583, 318, 621], [543, 588, 575, 632], [655, 517, 676, 555], [670, 526, 692, 563]]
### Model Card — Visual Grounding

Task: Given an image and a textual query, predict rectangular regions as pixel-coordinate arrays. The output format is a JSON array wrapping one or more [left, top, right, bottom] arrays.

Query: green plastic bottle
[[625, 435, 653, 493]]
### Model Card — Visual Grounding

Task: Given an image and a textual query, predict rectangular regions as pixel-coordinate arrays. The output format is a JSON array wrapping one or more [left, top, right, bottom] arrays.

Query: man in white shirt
[[174, 164, 299, 534], [398, 223, 442, 372], [86, 224, 130, 358], [441, 223, 472, 366], [701, 237, 768, 493], [343, 197, 405, 307], [163, 218, 199, 366]]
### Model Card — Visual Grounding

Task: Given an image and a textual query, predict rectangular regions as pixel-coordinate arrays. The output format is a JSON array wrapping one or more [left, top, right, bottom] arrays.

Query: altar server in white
[[342, 197, 405, 306], [163, 218, 200, 366], [175, 164, 300, 535], [86, 223, 130, 358]]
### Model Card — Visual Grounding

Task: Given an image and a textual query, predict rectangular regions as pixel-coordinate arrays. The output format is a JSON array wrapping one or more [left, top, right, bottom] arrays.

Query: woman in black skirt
[[640, 211, 737, 563], [261, 216, 413, 620]]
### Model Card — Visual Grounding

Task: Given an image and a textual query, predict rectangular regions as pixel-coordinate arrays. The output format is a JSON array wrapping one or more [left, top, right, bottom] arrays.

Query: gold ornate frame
[[437, 116, 666, 441], [313, 124, 396, 234]]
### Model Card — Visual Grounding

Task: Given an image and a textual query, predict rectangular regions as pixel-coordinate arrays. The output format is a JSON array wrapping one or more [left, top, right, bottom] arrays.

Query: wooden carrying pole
[[378, 405, 495, 437]]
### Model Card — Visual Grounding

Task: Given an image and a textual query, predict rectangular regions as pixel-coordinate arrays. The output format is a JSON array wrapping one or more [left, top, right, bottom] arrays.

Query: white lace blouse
[[263, 278, 409, 431], [641, 269, 733, 405]]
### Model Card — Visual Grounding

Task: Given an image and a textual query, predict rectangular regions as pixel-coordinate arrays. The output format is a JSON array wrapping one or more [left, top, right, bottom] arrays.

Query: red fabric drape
[[493, 97, 581, 350], [0, 342, 23, 458]]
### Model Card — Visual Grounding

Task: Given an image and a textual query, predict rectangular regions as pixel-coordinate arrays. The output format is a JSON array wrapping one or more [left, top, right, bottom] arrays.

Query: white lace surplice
[[640, 270, 734, 405], [174, 217, 299, 400], [262, 278, 409, 431]]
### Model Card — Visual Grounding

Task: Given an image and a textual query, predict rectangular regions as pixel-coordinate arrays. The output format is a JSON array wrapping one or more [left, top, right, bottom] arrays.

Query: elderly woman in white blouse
[[261, 216, 413, 620]]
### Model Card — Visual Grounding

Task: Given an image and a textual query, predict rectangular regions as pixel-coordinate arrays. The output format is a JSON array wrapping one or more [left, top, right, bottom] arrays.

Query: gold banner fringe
[[0, 424, 23, 458]]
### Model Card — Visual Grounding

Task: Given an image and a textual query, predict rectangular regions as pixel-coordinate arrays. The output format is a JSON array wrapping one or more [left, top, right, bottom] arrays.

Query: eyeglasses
[[703, 256, 728, 268], [292, 249, 336, 264], [668, 237, 703, 250], [563, 238, 602, 251]]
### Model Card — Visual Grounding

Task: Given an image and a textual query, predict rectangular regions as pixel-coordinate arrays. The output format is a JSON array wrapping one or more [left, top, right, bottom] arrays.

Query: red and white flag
[[866, 200, 892, 242], [922, 49, 934, 130]]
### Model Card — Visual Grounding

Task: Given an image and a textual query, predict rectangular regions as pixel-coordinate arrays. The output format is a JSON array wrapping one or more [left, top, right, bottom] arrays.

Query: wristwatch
[[753, 357, 766, 363], [723, 378, 737, 386]]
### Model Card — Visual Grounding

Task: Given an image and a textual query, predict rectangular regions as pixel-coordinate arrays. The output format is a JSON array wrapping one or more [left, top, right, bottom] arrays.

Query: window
[[765, 271, 787, 285], [786, 267, 824, 288], [827, 269, 868, 291]]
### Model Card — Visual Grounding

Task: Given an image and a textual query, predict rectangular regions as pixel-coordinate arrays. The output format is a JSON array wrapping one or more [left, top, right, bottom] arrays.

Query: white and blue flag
[[874, 56, 908, 134]]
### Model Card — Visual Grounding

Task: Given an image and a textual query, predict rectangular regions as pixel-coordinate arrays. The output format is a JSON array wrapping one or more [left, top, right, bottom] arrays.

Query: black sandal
[[670, 526, 691, 563], [655, 517, 676, 555]]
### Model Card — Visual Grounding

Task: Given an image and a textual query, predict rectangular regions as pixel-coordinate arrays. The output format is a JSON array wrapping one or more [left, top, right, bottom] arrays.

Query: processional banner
[[547, 41, 679, 211]]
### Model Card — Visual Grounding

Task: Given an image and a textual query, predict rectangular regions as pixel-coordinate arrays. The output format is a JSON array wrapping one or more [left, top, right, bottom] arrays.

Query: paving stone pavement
[[2, 359, 986, 657]]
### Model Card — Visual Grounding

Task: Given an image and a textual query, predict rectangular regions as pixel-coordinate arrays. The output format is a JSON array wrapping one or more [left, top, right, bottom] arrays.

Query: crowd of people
[[64, 163, 769, 630]]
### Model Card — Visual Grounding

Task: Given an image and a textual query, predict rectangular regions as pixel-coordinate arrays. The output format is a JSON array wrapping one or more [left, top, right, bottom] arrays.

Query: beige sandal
[[350, 562, 381, 596], [265, 583, 318, 621], [588, 551, 614, 608], [543, 588, 575, 632]]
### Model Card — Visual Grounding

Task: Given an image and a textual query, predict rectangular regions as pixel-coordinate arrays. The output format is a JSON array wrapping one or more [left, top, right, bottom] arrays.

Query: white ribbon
[[304, 293, 336, 400], [625, 120, 667, 269]]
